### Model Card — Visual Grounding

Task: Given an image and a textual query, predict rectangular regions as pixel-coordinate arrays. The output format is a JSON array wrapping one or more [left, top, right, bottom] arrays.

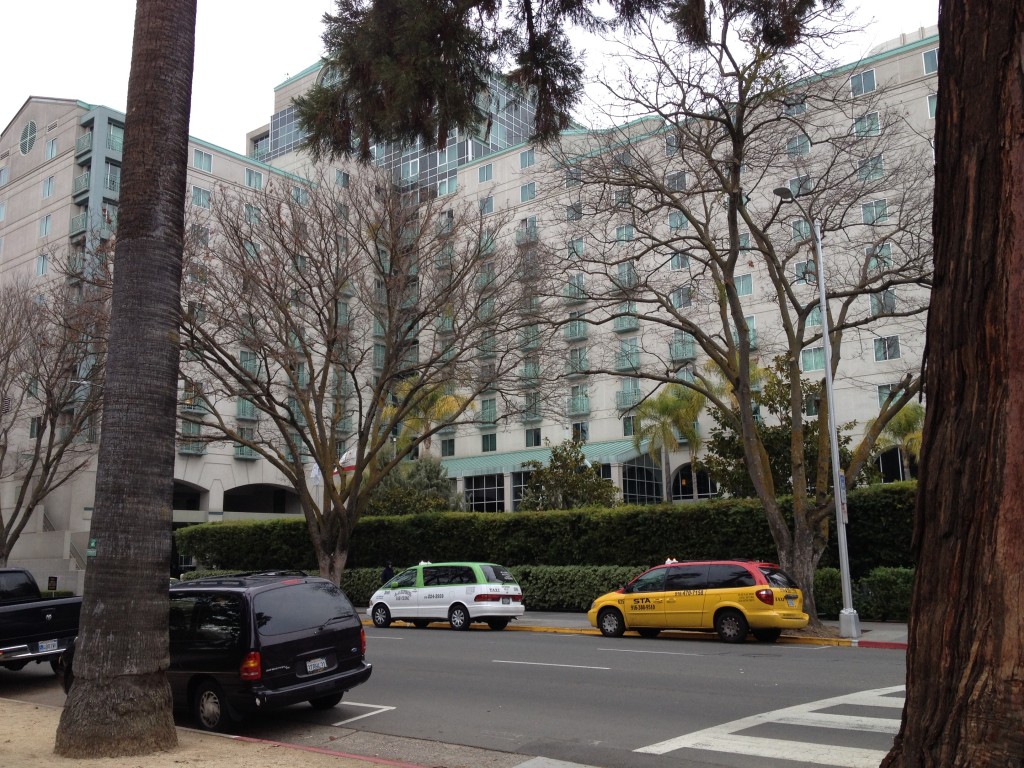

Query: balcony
[[234, 444, 259, 460], [564, 358, 589, 378], [616, 389, 643, 409], [104, 174, 120, 195], [515, 226, 539, 246], [519, 364, 541, 388], [564, 322, 588, 341], [178, 442, 206, 456], [69, 211, 88, 238], [563, 285, 587, 305], [75, 131, 93, 159], [670, 337, 697, 362], [236, 399, 258, 420], [611, 269, 639, 292], [520, 408, 543, 424], [566, 395, 590, 417], [106, 133, 123, 153], [72, 171, 90, 200], [615, 353, 640, 372], [613, 315, 639, 333]]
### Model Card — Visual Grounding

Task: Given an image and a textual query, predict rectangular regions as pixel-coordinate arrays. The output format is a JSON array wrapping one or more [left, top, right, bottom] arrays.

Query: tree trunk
[[55, 0, 197, 757], [317, 548, 350, 586], [882, 0, 1024, 763], [662, 445, 672, 503]]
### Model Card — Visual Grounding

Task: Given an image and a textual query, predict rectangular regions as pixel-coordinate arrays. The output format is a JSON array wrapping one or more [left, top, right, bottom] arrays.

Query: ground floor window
[[511, 471, 533, 510], [672, 463, 719, 500], [622, 454, 661, 504], [464, 473, 505, 512]]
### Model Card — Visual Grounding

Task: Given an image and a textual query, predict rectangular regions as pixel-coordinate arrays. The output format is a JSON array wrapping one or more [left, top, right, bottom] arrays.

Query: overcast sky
[[2, 0, 937, 157]]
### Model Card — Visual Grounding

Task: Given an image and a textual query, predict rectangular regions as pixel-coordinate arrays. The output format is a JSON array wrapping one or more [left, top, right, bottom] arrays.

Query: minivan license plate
[[306, 657, 328, 674], [786, 596, 796, 607], [501, 597, 510, 605], [38, 639, 58, 653]]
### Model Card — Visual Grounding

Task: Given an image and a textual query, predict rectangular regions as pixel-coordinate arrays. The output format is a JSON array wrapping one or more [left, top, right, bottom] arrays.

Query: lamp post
[[773, 187, 860, 639]]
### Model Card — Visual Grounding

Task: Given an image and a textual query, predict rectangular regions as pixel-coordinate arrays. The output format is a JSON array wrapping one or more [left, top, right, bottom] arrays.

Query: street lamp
[[773, 186, 860, 639]]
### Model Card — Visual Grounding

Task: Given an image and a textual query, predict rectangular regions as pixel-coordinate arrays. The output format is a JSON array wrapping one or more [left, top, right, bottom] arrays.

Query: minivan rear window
[[254, 581, 356, 637], [759, 567, 799, 589], [480, 565, 517, 584]]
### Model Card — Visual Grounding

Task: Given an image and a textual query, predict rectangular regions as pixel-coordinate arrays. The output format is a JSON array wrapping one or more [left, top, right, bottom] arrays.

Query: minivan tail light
[[755, 588, 774, 606], [239, 651, 262, 681], [475, 594, 501, 602]]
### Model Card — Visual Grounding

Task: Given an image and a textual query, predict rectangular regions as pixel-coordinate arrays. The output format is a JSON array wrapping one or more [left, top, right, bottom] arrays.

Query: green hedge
[[176, 482, 916, 579], [814, 566, 915, 621]]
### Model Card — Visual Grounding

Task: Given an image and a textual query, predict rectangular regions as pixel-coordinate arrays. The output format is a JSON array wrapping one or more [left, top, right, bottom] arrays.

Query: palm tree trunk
[[662, 445, 672, 503], [56, 0, 197, 757]]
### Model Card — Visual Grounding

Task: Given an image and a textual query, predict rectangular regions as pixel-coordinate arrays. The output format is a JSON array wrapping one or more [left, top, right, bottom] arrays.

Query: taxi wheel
[[371, 604, 392, 628], [752, 628, 782, 643], [714, 609, 749, 643], [449, 604, 472, 631], [597, 608, 626, 638], [487, 619, 509, 630]]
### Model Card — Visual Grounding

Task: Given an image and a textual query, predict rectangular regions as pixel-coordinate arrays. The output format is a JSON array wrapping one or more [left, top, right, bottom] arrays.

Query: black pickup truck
[[0, 568, 81, 674]]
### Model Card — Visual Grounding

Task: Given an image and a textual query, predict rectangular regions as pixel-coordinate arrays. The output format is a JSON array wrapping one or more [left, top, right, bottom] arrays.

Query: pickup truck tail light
[[239, 651, 262, 681], [360, 627, 366, 657], [755, 588, 775, 606]]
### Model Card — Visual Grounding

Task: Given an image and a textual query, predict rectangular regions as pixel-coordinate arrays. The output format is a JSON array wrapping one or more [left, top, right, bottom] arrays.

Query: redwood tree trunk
[[882, 0, 1024, 763], [56, 0, 197, 757]]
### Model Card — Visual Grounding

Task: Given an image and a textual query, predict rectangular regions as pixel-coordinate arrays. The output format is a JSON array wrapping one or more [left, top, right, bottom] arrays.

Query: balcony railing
[[616, 389, 643, 409], [72, 171, 90, 195], [178, 441, 206, 456], [564, 359, 588, 377], [75, 132, 93, 156], [515, 226, 539, 245], [69, 211, 88, 237], [234, 444, 259, 460], [564, 322, 588, 341], [106, 133, 123, 153], [670, 338, 697, 362], [615, 353, 640, 372], [566, 395, 590, 417], [563, 285, 587, 304], [104, 174, 120, 194], [613, 315, 639, 333]]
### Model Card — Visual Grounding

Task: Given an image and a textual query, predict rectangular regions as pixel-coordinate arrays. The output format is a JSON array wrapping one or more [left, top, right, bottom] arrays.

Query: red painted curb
[[857, 641, 908, 650]]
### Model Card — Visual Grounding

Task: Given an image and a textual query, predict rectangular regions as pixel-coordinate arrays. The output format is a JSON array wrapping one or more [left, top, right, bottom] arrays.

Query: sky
[[2, 0, 937, 157]]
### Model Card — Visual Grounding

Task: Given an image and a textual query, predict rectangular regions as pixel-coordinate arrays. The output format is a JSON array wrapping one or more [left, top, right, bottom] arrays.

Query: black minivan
[[62, 572, 372, 731]]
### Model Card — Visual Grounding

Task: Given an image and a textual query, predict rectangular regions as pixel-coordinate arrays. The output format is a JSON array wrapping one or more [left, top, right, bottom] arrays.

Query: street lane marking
[[493, 660, 610, 670], [598, 647, 704, 656], [636, 684, 905, 767], [331, 702, 396, 726]]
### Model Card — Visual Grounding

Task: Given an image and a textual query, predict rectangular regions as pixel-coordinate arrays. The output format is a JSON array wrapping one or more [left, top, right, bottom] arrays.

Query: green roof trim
[[275, 60, 327, 91], [440, 438, 646, 477]]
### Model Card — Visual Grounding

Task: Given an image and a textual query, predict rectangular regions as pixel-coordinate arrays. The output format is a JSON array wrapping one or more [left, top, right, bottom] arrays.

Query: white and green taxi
[[368, 561, 524, 631]]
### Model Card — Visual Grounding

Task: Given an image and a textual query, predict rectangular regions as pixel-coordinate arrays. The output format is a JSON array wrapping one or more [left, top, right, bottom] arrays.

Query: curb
[[226, 734, 426, 767], [361, 619, 906, 649]]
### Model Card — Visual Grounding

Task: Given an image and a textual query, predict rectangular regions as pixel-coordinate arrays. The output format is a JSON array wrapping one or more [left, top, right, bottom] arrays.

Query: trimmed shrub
[[813, 568, 842, 619], [857, 567, 915, 621], [510, 565, 647, 612]]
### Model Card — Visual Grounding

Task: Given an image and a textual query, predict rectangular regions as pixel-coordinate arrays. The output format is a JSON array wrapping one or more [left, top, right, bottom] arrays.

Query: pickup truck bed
[[0, 568, 82, 673]]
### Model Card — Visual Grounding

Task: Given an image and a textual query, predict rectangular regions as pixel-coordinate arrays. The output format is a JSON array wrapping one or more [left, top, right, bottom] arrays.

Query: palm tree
[[56, 0, 197, 757], [875, 402, 925, 480], [386, 378, 469, 453], [632, 384, 706, 502]]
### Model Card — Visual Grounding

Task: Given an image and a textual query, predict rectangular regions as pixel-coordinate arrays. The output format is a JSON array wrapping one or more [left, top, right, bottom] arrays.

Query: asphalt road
[[0, 626, 907, 768]]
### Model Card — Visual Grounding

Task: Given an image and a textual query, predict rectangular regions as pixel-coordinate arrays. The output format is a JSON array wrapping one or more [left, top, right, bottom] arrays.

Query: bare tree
[[179, 166, 546, 583], [545, 12, 932, 618]]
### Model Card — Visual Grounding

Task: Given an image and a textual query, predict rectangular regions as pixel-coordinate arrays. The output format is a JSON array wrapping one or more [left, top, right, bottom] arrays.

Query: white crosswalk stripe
[[635, 685, 905, 767]]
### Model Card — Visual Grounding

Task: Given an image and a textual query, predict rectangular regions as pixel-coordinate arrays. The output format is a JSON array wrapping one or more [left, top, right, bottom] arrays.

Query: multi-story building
[[0, 26, 937, 588]]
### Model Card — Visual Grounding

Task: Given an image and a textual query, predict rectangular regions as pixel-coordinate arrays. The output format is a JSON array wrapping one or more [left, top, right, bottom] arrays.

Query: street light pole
[[773, 187, 860, 639]]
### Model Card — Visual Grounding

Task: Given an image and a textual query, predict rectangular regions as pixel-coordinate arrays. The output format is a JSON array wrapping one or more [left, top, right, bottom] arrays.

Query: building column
[[503, 473, 514, 512]]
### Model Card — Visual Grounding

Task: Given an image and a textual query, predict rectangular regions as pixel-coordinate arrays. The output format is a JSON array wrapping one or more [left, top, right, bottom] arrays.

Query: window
[[192, 186, 211, 208], [520, 148, 535, 168], [568, 346, 589, 374], [0, 167, 7, 186], [735, 273, 753, 296], [480, 195, 493, 215], [795, 259, 816, 283], [792, 218, 811, 241], [807, 305, 822, 327], [671, 285, 693, 309], [622, 415, 635, 437], [565, 167, 582, 187], [853, 112, 881, 138], [928, 94, 937, 120], [30, 416, 42, 439], [572, 421, 589, 442], [858, 155, 884, 181], [568, 238, 584, 258], [868, 242, 892, 272], [669, 211, 687, 233], [190, 224, 210, 248], [244, 168, 263, 189], [862, 199, 888, 225], [193, 149, 212, 171], [438, 176, 457, 196], [566, 202, 582, 221], [480, 398, 497, 424], [783, 95, 807, 115], [615, 224, 634, 242], [45, 138, 58, 161], [291, 186, 309, 205], [874, 335, 901, 361], [802, 346, 825, 371], [788, 175, 812, 197], [787, 134, 810, 156], [437, 437, 455, 458], [39, 214, 52, 237], [336, 169, 350, 187], [851, 69, 876, 96], [877, 383, 899, 409], [923, 48, 938, 75], [42, 175, 55, 198], [739, 231, 751, 250], [614, 188, 632, 207], [667, 171, 686, 191], [671, 251, 689, 271], [665, 134, 679, 155], [871, 288, 897, 317], [244, 204, 260, 225], [526, 428, 541, 448], [482, 433, 497, 452], [0, 200, 4, 221], [520, 182, 536, 202], [804, 393, 819, 416], [36, 253, 48, 276], [478, 164, 493, 183]]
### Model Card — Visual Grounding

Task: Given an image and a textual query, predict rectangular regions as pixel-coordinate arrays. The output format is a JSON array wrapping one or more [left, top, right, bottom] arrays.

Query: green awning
[[440, 438, 646, 478]]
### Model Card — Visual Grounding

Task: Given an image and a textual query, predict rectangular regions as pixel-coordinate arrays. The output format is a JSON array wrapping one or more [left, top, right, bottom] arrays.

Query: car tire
[[50, 657, 62, 675], [637, 628, 660, 638], [412, 620, 430, 629], [714, 609, 749, 643], [371, 603, 392, 628], [597, 608, 626, 638], [448, 604, 471, 631], [752, 628, 782, 643], [487, 619, 509, 631], [193, 680, 232, 732], [309, 693, 344, 710]]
